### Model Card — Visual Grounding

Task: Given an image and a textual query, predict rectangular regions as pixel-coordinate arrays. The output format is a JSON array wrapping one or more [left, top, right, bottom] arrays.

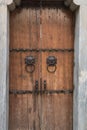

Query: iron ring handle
[[47, 65, 57, 73], [25, 65, 35, 73]]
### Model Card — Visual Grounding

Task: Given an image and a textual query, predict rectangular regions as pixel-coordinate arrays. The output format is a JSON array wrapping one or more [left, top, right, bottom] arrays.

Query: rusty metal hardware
[[10, 48, 74, 53], [40, 78, 42, 94], [25, 56, 35, 73], [9, 89, 73, 95], [25, 56, 35, 65], [46, 56, 57, 73], [47, 56, 57, 66], [44, 80, 47, 91], [35, 80, 38, 92]]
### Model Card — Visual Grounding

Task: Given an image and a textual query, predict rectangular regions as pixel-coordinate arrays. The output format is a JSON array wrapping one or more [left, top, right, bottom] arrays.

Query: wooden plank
[[40, 7, 74, 130], [42, 52, 74, 90], [9, 52, 40, 90], [10, 8, 41, 130], [10, 7, 40, 91], [10, 8, 40, 49], [41, 8, 74, 49], [41, 94, 73, 130], [9, 94, 40, 130]]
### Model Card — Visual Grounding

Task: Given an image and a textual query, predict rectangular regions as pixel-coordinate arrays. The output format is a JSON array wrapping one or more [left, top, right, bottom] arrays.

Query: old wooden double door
[[9, 3, 74, 130]]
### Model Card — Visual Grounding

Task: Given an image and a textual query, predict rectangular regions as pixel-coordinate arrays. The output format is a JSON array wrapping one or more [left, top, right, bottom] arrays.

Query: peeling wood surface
[[9, 6, 74, 130]]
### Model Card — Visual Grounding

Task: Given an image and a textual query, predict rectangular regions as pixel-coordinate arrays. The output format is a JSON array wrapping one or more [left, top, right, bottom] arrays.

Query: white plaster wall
[[0, 5, 9, 130], [0, 0, 13, 5]]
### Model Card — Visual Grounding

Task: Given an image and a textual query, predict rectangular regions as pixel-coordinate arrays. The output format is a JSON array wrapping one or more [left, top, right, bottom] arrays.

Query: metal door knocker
[[46, 56, 57, 73], [25, 56, 35, 73]]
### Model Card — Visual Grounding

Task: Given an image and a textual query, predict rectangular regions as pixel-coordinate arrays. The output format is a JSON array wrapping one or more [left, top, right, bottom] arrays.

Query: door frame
[[0, 0, 87, 130]]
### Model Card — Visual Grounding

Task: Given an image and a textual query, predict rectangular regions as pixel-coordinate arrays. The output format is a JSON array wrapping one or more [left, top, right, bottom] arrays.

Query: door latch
[[35, 80, 38, 93], [25, 56, 35, 73], [44, 80, 47, 91], [46, 56, 57, 73]]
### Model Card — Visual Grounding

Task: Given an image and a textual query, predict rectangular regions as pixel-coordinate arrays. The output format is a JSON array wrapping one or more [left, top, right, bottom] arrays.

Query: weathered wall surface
[[74, 5, 87, 130], [0, 5, 9, 130]]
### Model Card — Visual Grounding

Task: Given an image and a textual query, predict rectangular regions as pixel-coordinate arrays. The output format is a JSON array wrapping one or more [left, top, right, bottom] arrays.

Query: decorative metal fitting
[[46, 56, 57, 73], [25, 56, 35, 73]]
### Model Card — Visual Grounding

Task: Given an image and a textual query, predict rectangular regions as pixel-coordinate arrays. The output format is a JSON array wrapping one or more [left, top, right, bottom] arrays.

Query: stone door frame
[[0, 0, 87, 130]]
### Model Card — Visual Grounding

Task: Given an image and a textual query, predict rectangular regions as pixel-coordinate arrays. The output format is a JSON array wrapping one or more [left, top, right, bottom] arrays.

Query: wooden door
[[9, 3, 74, 130]]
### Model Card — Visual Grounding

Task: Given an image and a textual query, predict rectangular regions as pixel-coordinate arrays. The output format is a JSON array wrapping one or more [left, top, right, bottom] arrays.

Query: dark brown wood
[[10, 8, 41, 130], [9, 94, 40, 130], [10, 8, 40, 49], [42, 52, 74, 90], [9, 6, 74, 130], [41, 8, 74, 49], [20, 1, 66, 8], [10, 52, 40, 91], [41, 94, 73, 130]]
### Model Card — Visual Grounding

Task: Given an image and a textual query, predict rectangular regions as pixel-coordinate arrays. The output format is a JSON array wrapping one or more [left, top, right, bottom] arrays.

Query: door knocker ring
[[25, 64, 35, 73], [46, 56, 57, 73], [47, 65, 57, 73], [25, 56, 35, 73]]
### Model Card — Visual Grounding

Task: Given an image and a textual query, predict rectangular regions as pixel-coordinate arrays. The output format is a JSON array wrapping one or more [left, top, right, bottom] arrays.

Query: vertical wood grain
[[41, 7, 74, 130], [10, 7, 41, 130], [9, 6, 74, 130]]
